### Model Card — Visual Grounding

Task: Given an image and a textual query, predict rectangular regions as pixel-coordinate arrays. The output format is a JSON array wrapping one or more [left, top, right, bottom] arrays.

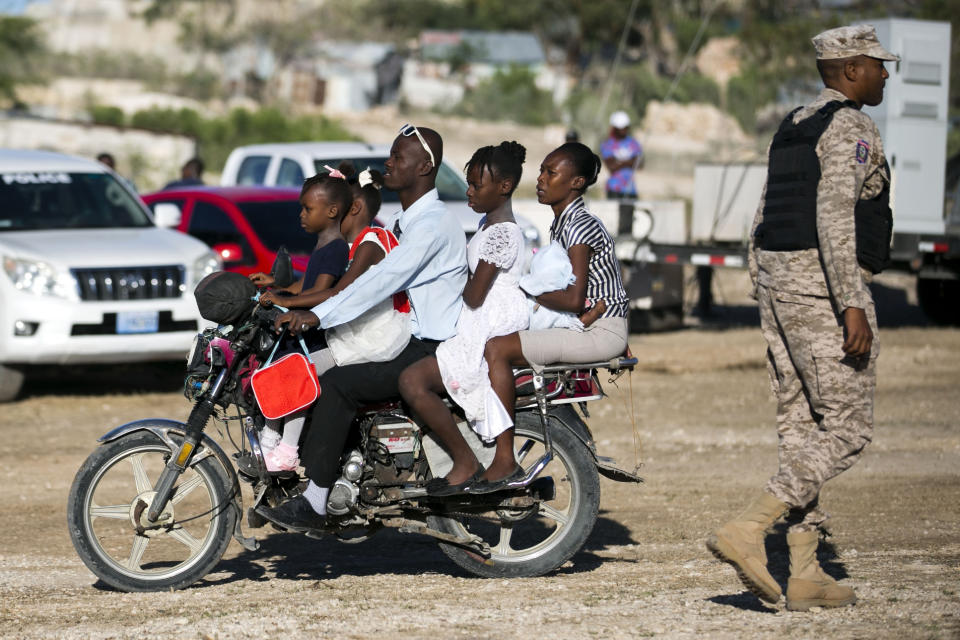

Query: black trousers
[[302, 337, 438, 486]]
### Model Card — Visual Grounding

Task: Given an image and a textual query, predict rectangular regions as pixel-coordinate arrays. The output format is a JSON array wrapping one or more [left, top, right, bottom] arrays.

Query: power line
[[594, 0, 642, 143], [595, 0, 723, 174]]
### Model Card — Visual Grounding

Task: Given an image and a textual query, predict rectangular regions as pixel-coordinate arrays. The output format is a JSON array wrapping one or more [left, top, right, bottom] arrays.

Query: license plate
[[116, 311, 160, 334]]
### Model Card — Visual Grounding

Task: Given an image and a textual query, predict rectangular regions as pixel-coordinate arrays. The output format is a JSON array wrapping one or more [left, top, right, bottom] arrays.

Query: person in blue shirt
[[162, 157, 205, 190], [257, 125, 469, 534], [600, 111, 642, 199]]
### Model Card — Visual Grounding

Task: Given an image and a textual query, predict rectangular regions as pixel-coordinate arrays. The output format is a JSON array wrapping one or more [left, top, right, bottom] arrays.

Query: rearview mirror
[[270, 246, 295, 288], [152, 202, 182, 228]]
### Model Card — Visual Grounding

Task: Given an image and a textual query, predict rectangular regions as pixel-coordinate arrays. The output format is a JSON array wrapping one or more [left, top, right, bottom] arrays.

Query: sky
[[0, 0, 46, 15]]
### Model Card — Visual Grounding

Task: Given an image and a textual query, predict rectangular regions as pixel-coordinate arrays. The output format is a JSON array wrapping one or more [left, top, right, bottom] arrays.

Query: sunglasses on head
[[399, 123, 435, 167]]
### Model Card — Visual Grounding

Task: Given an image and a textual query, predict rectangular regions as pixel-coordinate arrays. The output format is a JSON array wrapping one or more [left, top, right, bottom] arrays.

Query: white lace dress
[[436, 222, 529, 441]]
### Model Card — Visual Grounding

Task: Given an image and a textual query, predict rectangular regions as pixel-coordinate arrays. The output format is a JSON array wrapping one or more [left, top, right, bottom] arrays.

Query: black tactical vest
[[754, 100, 893, 274]]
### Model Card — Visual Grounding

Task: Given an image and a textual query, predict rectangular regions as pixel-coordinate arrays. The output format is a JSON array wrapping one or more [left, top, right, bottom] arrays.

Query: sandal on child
[[264, 442, 299, 473]]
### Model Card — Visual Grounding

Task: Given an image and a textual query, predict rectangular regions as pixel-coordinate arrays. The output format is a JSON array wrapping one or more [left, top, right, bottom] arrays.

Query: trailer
[[615, 18, 958, 325]]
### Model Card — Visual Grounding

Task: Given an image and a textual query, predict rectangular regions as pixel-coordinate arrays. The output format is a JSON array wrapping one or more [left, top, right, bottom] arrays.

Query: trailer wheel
[[917, 277, 960, 326], [629, 305, 684, 332]]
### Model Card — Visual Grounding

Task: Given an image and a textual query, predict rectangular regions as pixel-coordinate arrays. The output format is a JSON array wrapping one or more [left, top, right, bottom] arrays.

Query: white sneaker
[[259, 427, 281, 454]]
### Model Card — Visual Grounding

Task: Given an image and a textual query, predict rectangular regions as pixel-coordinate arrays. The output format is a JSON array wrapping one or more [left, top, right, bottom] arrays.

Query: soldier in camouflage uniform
[[706, 24, 898, 611]]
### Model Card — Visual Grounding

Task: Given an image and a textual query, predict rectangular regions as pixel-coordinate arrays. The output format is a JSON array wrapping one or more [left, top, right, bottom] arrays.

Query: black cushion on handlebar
[[194, 271, 258, 326]]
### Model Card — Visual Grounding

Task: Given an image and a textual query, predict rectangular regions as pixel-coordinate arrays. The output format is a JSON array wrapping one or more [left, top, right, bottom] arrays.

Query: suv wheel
[[0, 364, 25, 402]]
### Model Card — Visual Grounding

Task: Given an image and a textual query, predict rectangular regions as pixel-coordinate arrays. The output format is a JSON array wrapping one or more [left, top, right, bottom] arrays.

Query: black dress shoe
[[426, 469, 484, 497], [255, 496, 327, 534], [468, 466, 526, 494]]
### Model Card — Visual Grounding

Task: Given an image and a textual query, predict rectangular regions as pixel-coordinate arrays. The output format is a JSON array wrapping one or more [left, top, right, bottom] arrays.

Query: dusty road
[[1, 274, 958, 639]]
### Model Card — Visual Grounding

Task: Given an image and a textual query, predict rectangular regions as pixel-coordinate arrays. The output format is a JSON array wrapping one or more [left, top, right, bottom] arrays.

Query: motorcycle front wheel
[[67, 431, 237, 592], [428, 411, 600, 578]]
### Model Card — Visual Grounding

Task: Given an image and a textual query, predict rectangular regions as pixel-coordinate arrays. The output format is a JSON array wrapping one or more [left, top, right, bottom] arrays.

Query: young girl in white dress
[[398, 141, 529, 495]]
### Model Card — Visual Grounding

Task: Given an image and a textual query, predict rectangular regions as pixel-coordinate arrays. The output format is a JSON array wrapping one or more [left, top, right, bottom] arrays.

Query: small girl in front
[[284, 163, 412, 360], [249, 170, 352, 471], [398, 141, 530, 495]]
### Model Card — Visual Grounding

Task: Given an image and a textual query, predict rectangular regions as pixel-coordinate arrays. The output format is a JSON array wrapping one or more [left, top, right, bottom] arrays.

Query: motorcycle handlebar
[[251, 302, 283, 327]]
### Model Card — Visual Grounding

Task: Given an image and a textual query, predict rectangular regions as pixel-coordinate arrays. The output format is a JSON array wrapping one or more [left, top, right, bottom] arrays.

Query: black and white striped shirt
[[549, 196, 628, 318]]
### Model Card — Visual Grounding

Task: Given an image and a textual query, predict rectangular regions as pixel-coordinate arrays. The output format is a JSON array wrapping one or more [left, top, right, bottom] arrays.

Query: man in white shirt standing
[[257, 125, 468, 533]]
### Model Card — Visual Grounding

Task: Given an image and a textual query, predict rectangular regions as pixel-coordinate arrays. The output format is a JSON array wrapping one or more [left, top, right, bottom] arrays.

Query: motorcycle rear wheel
[[428, 411, 600, 578], [67, 431, 237, 592]]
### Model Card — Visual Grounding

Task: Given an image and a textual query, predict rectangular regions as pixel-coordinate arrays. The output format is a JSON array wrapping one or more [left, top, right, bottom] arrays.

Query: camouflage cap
[[812, 24, 900, 62]]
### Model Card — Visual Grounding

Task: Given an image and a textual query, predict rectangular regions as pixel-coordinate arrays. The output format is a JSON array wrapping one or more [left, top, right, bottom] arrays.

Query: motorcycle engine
[[365, 414, 421, 486], [329, 413, 423, 514]]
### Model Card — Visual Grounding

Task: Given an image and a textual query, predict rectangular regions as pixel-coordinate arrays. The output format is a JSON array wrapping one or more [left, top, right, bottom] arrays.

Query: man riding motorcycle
[[259, 125, 469, 534]]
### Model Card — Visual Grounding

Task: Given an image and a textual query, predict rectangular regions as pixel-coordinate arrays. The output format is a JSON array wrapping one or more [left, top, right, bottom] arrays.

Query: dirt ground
[[1, 271, 958, 640]]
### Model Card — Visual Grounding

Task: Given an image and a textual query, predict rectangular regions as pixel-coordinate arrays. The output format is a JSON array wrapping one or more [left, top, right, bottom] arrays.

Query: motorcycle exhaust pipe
[[502, 451, 553, 490]]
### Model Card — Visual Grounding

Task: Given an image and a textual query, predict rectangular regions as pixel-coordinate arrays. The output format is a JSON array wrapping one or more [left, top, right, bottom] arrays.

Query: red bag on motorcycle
[[250, 335, 320, 419]]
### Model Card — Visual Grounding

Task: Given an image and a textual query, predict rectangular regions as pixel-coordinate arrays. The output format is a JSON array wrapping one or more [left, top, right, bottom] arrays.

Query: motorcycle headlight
[[191, 250, 222, 288], [2, 255, 79, 300]]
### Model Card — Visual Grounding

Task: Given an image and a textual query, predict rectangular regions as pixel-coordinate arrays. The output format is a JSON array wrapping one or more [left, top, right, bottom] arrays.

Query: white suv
[[0, 149, 221, 401], [220, 142, 541, 247]]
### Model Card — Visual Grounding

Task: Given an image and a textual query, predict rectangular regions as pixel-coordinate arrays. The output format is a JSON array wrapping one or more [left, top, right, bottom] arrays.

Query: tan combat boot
[[785, 530, 857, 611], [706, 492, 788, 603]]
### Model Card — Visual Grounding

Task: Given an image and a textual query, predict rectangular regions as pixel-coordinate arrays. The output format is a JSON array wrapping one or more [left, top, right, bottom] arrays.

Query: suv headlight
[[2, 255, 79, 300], [191, 250, 222, 287]]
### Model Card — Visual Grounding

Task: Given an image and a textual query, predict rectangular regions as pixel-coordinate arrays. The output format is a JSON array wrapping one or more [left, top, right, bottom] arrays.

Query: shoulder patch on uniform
[[856, 139, 870, 164]]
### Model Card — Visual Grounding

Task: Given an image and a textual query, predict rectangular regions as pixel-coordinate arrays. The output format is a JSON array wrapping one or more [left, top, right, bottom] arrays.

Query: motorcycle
[[66, 297, 641, 592]]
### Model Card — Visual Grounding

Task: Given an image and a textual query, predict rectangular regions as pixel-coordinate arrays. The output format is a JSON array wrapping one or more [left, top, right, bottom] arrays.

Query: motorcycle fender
[[98, 419, 258, 551], [515, 404, 597, 455], [519, 406, 643, 484], [539, 405, 596, 453], [98, 419, 233, 473]]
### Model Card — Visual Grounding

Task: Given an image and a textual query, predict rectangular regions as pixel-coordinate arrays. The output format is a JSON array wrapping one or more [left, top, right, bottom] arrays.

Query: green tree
[[128, 106, 357, 171], [0, 16, 47, 106], [564, 63, 719, 146], [451, 65, 558, 126], [174, 68, 221, 101], [89, 105, 126, 128], [141, 0, 239, 54], [332, 0, 650, 66], [726, 65, 778, 133], [672, 72, 721, 105], [44, 49, 168, 85]]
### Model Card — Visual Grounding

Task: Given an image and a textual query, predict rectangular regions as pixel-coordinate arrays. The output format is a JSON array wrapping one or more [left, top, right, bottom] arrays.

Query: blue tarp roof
[[420, 30, 545, 66]]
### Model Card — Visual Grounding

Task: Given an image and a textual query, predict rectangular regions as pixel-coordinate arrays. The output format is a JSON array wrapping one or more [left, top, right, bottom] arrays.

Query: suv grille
[[71, 265, 185, 301]]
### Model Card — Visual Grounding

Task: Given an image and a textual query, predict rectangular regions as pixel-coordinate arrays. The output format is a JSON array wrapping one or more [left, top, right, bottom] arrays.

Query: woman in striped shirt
[[479, 142, 629, 489]]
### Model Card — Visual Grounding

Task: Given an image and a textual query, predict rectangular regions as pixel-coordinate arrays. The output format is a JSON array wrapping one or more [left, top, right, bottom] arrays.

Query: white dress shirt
[[310, 189, 467, 341]]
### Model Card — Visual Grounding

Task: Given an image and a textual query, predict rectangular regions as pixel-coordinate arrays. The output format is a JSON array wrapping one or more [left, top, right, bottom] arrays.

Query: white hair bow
[[358, 167, 379, 189]]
